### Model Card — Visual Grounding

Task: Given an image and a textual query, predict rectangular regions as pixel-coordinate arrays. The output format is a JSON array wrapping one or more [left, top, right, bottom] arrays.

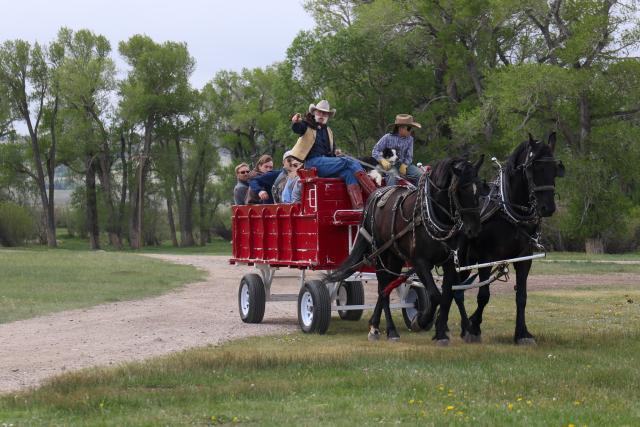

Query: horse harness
[[356, 169, 471, 274], [482, 150, 559, 250]]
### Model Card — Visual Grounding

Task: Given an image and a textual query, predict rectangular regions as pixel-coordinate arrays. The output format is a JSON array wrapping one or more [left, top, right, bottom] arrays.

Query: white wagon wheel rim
[[404, 288, 418, 320], [300, 291, 314, 326], [240, 283, 250, 316], [336, 283, 347, 307]]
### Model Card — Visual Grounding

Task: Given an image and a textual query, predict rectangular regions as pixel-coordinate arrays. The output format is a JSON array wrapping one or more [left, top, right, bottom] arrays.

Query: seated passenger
[[281, 156, 303, 203], [248, 150, 297, 204], [245, 154, 274, 204], [233, 162, 250, 205], [291, 99, 377, 209], [372, 114, 423, 186]]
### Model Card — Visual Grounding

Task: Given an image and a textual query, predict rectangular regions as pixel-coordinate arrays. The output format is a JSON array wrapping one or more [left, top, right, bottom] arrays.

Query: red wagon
[[229, 169, 427, 334]]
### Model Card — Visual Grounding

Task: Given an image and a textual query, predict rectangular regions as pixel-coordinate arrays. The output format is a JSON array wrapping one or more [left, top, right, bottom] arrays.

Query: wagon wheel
[[336, 281, 364, 321], [402, 285, 431, 331], [297, 280, 331, 334], [238, 273, 266, 324]]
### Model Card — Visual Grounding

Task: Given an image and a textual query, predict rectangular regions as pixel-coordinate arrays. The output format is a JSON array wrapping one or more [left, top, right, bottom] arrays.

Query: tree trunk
[[24, 110, 56, 247], [198, 172, 209, 246], [86, 158, 100, 250], [120, 131, 130, 243], [129, 118, 153, 249], [585, 237, 604, 254], [165, 185, 179, 247], [174, 137, 195, 246], [97, 153, 123, 249]]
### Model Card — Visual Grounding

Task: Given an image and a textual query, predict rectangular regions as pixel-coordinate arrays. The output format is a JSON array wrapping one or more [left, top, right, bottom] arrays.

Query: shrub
[[0, 202, 35, 246]]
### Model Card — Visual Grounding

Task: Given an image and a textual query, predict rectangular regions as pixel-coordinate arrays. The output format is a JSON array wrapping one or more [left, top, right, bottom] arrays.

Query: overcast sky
[[0, 0, 315, 89]]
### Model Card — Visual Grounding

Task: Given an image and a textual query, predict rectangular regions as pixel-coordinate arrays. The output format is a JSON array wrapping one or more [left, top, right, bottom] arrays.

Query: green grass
[[546, 251, 640, 261], [24, 230, 232, 255], [1, 285, 639, 426], [0, 249, 205, 324], [532, 252, 640, 275]]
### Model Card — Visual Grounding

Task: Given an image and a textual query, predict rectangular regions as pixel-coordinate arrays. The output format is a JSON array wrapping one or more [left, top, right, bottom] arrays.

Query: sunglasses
[[238, 170, 249, 175], [289, 162, 302, 168]]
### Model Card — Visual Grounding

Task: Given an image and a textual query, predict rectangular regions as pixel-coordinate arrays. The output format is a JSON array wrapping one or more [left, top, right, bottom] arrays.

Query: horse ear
[[528, 133, 535, 146], [548, 132, 557, 153], [473, 154, 485, 173], [451, 162, 463, 177]]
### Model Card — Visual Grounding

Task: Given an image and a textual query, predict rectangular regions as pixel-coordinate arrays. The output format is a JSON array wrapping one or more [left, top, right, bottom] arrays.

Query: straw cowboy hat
[[392, 114, 422, 129], [309, 100, 336, 117]]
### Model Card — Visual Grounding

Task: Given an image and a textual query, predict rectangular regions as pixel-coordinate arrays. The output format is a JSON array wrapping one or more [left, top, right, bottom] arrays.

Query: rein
[[355, 163, 473, 272]]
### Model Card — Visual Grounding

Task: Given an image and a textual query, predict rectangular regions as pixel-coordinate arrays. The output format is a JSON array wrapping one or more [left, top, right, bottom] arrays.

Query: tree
[[55, 28, 122, 249], [0, 40, 60, 247], [118, 35, 195, 248], [202, 66, 289, 165]]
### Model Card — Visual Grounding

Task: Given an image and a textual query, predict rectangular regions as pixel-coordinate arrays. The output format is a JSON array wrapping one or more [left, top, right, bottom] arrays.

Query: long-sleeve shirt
[[291, 120, 335, 159], [248, 169, 286, 204], [233, 181, 249, 205], [372, 133, 414, 165]]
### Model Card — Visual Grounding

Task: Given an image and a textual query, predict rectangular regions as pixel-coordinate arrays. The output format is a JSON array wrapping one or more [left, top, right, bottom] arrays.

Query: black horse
[[324, 156, 484, 344], [452, 133, 565, 345]]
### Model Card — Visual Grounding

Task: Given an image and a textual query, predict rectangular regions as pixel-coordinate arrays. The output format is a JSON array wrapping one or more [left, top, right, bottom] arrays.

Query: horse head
[[517, 133, 565, 217], [451, 155, 484, 238]]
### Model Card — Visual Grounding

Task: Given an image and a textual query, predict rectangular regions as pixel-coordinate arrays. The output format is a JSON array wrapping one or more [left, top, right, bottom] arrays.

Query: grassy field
[[0, 249, 205, 324], [0, 280, 639, 425], [23, 229, 233, 254]]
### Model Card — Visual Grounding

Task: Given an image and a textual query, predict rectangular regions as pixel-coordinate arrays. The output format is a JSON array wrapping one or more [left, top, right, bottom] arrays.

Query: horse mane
[[504, 140, 529, 175], [430, 157, 464, 188]]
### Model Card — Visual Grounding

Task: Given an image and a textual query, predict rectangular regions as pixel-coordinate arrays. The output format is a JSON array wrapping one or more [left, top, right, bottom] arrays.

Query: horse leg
[[367, 295, 383, 341], [379, 255, 404, 341], [455, 271, 471, 338], [434, 261, 458, 346], [514, 260, 535, 345], [464, 267, 491, 343], [412, 259, 440, 331]]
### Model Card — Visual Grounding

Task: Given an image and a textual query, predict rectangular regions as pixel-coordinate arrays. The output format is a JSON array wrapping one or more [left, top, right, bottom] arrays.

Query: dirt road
[[1, 254, 638, 393]]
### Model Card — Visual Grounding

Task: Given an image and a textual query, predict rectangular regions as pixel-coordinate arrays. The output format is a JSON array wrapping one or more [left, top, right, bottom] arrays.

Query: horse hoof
[[463, 333, 482, 344], [387, 335, 400, 342], [368, 330, 380, 342], [435, 339, 450, 347], [516, 337, 536, 346]]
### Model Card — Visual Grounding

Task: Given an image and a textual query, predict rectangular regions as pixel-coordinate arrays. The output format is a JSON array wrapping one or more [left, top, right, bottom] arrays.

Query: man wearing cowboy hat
[[372, 114, 424, 186], [290, 99, 376, 209]]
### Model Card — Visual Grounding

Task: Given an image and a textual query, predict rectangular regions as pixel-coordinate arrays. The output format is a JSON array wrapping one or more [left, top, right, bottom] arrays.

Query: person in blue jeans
[[372, 114, 424, 186], [290, 100, 376, 208]]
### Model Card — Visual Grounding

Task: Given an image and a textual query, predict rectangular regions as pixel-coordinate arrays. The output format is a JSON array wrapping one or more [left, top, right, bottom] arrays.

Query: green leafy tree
[[118, 35, 195, 248], [0, 39, 60, 247], [55, 28, 122, 249]]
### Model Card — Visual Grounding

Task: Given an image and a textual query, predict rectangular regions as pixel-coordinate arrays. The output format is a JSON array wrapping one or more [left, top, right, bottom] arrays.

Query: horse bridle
[[420, 162, 480, 241], [497, 146, 560, 225], [515, 148, 561, 212]]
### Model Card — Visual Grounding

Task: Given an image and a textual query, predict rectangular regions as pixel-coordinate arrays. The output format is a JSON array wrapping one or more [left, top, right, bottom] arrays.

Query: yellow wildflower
[[446, 405, 455, 411], [507, 403, 513, 410]]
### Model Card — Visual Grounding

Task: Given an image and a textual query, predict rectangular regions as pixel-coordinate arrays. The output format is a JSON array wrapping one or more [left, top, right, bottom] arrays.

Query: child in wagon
[[372, 114, 424, 186]]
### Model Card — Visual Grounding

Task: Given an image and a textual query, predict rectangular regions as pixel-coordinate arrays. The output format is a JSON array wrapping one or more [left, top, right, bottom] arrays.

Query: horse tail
[[322, 231, 371, 284]]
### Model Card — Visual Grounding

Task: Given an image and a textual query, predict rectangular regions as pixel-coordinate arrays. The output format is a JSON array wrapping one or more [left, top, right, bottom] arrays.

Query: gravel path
[[1, 254, 638, 394]]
